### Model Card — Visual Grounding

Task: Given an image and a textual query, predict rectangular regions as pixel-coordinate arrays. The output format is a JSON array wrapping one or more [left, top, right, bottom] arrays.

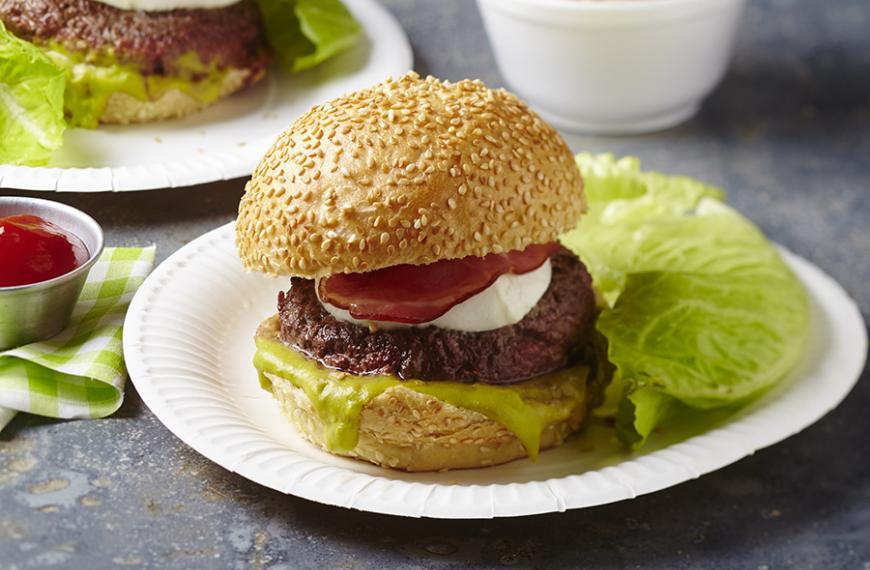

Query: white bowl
[[476, 0, 747, 134]]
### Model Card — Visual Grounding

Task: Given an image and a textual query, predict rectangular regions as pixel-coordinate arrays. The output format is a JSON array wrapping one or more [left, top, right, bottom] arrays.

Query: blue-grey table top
[[1, 1, 868, 568]]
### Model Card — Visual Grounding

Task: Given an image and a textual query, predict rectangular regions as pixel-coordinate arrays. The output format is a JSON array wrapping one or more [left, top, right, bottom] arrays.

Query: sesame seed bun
[[257, 317, 588, 472], [271, 375, 586, 472], [236, 72, 586, 278]]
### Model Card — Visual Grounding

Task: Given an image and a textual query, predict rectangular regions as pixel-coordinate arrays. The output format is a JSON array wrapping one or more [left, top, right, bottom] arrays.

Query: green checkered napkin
[[0, 247, 155, 430]]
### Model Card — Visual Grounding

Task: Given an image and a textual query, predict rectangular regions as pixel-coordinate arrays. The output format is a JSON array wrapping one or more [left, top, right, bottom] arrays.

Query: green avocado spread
[[253, 334, 590, 460], [38, 45, 232, 128]]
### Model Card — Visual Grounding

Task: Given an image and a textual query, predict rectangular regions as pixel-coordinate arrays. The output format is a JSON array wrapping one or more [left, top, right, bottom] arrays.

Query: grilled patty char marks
[[0, 0, 268, 76], [277, 246, 598, 384]]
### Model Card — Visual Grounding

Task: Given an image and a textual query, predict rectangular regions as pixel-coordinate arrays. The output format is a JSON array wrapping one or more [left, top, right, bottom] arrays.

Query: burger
[[0, 0, 269, 125], [0, 0, 358, 127], [236, 72, 606, 471]]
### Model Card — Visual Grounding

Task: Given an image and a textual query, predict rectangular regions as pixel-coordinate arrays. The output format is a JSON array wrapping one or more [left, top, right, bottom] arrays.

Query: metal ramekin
[[0, 197, 104, 351]]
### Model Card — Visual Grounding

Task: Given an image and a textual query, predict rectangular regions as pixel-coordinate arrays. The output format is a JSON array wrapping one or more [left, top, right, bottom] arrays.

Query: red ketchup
[[0, 214, 89, 287]]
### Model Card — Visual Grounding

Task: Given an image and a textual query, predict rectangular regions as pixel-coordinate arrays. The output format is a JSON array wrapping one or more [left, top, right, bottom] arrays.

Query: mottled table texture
[[2, 0, 869, 568]]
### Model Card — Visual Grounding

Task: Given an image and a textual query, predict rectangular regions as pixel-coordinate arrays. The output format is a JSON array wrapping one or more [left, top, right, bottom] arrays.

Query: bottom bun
[[100, 68, 258, 125], [268, 374, 586, 472], [257, 317, 591, 472]]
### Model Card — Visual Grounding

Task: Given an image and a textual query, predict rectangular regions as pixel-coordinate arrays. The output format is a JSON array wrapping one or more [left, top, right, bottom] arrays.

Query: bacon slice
[[318, 242, 559, 324]]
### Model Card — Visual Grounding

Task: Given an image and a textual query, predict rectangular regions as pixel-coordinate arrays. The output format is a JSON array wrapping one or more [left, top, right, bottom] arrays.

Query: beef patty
[[277, 246, 598, 384], [0, 0, 268, 76]]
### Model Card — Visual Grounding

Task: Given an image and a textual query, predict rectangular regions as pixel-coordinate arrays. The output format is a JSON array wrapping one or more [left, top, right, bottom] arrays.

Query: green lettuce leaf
[[256, 0, 362, 73], [0, 22, 66, 166], [562, 154, 810, 449], [615, 387, 678, 450], [562, 154, 725, 301]]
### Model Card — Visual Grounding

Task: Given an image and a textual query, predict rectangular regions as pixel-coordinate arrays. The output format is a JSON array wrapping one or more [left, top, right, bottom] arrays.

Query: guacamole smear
[[253, 324, 589, 460], [561, 154, 811, 450], [42, 47, 235, 128]]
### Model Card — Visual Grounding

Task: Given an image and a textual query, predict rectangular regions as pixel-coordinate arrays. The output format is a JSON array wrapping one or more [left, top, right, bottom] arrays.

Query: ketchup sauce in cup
[[0, 215, 90, 287], [0, 198, 103, 350]]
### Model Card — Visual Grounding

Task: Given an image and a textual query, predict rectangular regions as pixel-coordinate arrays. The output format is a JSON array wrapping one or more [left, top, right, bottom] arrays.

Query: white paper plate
[[0, 0, 411, 192], [124, 223, 867, 518]]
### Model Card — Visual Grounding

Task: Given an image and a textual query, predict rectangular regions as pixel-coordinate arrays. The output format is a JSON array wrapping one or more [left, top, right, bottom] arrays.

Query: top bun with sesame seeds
[[235, 72, 585, 278]]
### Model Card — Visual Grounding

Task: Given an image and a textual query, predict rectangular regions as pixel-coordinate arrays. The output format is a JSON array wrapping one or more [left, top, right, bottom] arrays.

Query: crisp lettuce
[[563, 154, 725, 301], [562, 154, 810, 449], [0, 22, 66, 166], [257, 0, 361, 73]]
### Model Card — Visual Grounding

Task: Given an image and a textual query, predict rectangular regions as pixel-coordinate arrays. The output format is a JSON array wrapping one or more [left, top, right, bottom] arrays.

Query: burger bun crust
[[236, 72, 586, 278]]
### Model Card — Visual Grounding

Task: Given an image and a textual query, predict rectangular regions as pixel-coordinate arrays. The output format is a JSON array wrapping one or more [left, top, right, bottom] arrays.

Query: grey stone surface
[[2, 0, 869, 568]]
